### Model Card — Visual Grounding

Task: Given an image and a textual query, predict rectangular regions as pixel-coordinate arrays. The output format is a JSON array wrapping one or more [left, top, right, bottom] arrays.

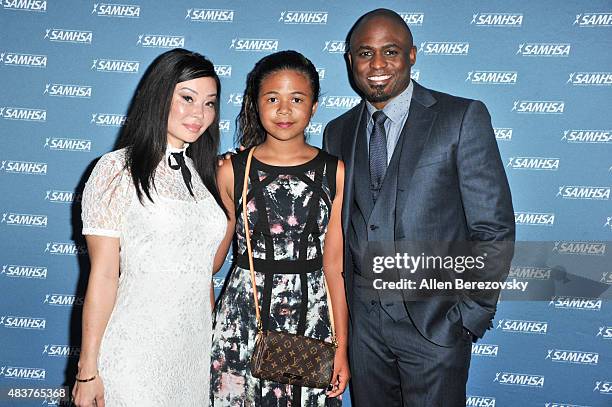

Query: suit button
[[369, 224, 378, 231]]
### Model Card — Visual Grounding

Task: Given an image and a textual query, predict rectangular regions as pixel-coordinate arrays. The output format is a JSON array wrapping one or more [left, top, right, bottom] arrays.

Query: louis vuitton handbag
[[241, 147, 337, 389]]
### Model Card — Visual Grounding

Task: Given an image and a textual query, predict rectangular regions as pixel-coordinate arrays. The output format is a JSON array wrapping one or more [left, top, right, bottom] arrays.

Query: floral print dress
[[211, 147, 342, 407]]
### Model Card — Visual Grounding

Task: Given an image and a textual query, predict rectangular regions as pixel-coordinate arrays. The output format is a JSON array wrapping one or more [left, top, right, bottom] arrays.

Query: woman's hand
[[326, 346, 350, 398], [72, 373, 105, 407]]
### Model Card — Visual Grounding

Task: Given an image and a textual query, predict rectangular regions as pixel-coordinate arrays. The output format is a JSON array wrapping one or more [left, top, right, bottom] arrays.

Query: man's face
[[349, 16, 416, 109]]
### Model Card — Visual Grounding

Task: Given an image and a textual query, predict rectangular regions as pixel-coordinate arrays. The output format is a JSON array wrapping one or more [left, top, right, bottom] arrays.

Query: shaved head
[[349, 9, 413, 51]]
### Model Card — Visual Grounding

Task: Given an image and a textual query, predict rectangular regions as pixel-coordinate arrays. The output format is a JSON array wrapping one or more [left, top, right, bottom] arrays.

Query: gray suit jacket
[[323, 81, 515, 345]]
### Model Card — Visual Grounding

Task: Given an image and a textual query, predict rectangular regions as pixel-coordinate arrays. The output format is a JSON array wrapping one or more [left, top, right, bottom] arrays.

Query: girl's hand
[[326, 347, 350, 398], [72, 373, 105, 407]]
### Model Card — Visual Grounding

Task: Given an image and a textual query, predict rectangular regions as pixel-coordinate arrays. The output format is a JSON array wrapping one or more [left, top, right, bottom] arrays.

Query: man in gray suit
[[323, 9, 515, 406]]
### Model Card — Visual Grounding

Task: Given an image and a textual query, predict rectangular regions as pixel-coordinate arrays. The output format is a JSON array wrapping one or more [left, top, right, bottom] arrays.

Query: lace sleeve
[[81, 150, 132, 238]]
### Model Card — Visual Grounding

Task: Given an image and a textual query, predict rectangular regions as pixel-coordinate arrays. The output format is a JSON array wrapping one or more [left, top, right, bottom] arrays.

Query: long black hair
[[116, 48, 227, 217], [237, 50, 320, 148]]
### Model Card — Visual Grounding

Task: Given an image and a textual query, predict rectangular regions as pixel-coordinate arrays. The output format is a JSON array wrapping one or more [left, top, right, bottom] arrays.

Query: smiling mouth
[[367, 74, 392, 83], [184, 123, 202, 133]]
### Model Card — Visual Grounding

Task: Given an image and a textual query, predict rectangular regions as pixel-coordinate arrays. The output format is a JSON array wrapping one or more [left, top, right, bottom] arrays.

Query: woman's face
[[167, 76, 217, 148]]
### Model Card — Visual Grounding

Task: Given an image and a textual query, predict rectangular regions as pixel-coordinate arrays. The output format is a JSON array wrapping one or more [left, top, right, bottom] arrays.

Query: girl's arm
[[322, 160, 350, 397], [73, 235, 120, 407], [211, 160, 236, 309]]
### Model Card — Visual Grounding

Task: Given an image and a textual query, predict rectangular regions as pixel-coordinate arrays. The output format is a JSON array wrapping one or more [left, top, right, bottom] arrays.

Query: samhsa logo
[[512, 100, 564, 114], [226, 93, 243, 106], [219, 120, 230, 133], [0, 106, 46, 121], [323, 40, 347, 54], [92, 3, 141, 18], [553, 241, 607, 256], [567, 72, 612, 86], [549, 296, 602, 311], [466, 71, 517, 85], [1, 264, 47, 279], [494, 372, 544, 388], [306, 122, 323, 136], [0, 366, 46, 380], [45, 190, 82, 204], [593, 381, 612, 394], [44, 28, 93, 44], [399, 12, 424, 26], [411, 69, 420, 81], [557, 186, 610, 200], [0, 160, 48, 175], [44, 83, 92, 98], [185, 8, 234, 22], [44, 137, 92, 152], [508, 266, 551, 280], [2, 0, 47, 12], [546, 349, 599, 365], [514, 212, 555, 226], [1, 212, 47, 227], [494, 128, 513, 141], [471, 344, 499, 357], [137, 34, 185, 48], [230, 38, 279, 52], [466, 396, 496, 407], [44, 294, 84, 307], [419, 41, 469, 55], [0, 51, 47, 68], [279, 10, 328, 24], [471, 13, 523, 27], [91, 113, 127, 127], [320, 96, 361, 110], [91, 58, 139, 73], [507, 157, 560, 171], [496, 319, 548, 334], [44, 242, 88, 256], [43, 344, 81, 358], [597, 326, 612, 339], [574, 13, 612, 27], [562, 129, 611, 144], [0, 315, 46, 330], [317, 68, 326, 80], [214, 64, 232, 78], [517, 43, 571, 57]]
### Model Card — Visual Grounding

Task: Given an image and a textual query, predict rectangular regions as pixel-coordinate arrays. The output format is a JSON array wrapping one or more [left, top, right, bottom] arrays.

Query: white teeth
[[368, 75, 391, 81]]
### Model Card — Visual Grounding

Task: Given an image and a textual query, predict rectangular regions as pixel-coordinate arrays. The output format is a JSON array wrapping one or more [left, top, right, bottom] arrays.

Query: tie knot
[[372, 110, 387, 125], [168, 152, 185, 170]]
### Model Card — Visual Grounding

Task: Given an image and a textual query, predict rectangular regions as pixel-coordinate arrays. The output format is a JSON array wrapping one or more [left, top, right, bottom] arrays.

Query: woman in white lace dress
[[72, 49, 229, 407]]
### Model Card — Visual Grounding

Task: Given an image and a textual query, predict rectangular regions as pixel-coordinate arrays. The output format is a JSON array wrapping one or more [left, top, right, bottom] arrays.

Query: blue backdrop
[[1, 1, 611, 406]]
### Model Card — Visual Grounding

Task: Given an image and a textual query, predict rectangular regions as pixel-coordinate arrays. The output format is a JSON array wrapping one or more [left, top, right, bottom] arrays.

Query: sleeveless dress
[[81, 145, 227, 406], [210, 148, 343, 407]]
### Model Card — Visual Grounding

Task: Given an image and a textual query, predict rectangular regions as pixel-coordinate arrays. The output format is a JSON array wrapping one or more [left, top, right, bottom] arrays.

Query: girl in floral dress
[[211, 50, 349, 406]]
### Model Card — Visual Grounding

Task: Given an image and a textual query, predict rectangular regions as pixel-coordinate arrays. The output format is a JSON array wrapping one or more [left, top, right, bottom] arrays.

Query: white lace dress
[[81, 145, 226, 406]]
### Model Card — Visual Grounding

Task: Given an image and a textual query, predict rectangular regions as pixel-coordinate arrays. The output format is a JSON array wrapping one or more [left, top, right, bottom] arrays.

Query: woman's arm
[[210, 159, 236, 309], [73, 235, 120, 407], [322, 160, 350, 397]]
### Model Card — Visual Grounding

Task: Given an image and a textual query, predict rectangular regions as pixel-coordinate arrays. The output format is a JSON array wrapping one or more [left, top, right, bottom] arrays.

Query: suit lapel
[[395, 84, 438, 222], [340, 102, 366, 232]]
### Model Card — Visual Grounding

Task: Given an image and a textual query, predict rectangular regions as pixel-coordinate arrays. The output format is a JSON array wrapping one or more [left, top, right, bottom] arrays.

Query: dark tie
[[168, 152, 194, 197], [369, 110, 388, 203]]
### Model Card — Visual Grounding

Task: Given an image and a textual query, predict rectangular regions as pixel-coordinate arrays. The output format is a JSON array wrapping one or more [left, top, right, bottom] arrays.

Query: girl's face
[[167, 76, 217, 148], [257, 70, 317, 143]]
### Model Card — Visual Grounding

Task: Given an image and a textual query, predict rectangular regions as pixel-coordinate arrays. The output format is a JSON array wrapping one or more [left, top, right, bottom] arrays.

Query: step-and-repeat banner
[[1, 1, 611, 406]]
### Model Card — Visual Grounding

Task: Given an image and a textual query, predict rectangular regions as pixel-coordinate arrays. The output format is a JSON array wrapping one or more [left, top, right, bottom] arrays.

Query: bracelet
[[75, 372, 98, 383]]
